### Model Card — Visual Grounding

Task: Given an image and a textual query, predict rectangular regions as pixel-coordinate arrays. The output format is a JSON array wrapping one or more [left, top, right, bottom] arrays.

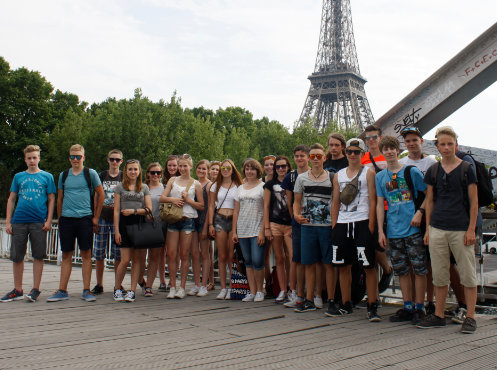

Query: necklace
[[309, 169, 325, 180]]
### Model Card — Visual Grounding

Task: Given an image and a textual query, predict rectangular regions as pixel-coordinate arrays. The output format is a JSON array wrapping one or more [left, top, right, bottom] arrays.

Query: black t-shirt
[[263, 178, 291, 225], [324, 156, 348, 173], [424, 162, 476, 231], [99, 170, 123, 221]]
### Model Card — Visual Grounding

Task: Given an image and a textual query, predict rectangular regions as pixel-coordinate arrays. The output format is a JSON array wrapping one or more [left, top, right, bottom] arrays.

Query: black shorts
[[59, 216, 93, 253], [331, 220, 375, 269]]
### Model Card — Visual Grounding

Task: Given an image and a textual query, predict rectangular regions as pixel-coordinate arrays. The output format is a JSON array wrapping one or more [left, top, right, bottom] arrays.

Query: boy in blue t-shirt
[[375, 136, 428, 324], [1, 145, 56, 302], [47, 144, 104, 303]]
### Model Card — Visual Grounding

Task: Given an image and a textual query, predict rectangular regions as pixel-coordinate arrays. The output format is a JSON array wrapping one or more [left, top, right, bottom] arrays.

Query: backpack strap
[[61, 170, 70, 190], [369, 153, 381, 173], [404, 165, 416, 200]]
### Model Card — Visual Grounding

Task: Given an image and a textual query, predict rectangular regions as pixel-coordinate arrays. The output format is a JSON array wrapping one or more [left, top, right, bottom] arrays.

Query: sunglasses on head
[[309, 154, 323, 160], [401, 127, 422, 136], [275, 164, 288, 170], [346, 149, 362, 155], [148, 171, 162, 176], [210, 161, 221, 166], [126, 159, 140, 164], [108, 157, 122, 163], [70, 155, 83, 160], [264, 155, 276, 162], [364, 135, 379, 141]]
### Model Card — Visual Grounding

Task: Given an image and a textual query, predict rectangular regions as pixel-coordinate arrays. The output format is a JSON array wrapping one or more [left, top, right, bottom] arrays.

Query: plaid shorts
[[388, 232, 427, 276], [93, 218, 121, 260]]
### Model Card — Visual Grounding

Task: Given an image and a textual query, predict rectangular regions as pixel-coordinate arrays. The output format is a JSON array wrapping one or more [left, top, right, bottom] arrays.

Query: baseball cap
[[346, 138, 366, 152]]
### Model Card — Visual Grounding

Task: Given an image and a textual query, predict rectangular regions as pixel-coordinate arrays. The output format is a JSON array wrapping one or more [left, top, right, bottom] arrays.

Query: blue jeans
[[238, 237, 265, 270]]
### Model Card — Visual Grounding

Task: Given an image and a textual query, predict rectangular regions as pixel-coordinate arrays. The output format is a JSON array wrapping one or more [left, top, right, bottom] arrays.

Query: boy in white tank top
[[329, 138, 381, 322]]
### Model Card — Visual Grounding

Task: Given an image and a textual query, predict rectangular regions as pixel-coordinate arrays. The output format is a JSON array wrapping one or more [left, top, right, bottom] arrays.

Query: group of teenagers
[[2, 124, 481, 334]]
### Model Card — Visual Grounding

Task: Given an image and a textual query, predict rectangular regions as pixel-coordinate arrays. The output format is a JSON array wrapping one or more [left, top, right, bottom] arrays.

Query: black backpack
[[404, 165, 425, 211], [62, 167, 95, 213], [456, 152, 494, 207]]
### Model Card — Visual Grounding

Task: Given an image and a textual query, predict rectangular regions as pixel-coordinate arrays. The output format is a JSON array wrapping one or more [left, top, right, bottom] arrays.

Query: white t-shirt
[[210, 183, 238, 210], [399, 155, 437, 176], [169, 178, 199, 219], [337, 167, 370, 223], [234, 182, 264, 238]]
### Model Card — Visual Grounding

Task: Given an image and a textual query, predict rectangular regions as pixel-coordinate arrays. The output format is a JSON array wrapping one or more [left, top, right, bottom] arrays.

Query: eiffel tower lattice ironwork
[[298, 0, 374, 132]]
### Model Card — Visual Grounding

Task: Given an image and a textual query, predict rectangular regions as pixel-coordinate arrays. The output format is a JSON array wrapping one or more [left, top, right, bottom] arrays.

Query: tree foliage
[[0, 59, 358, 216]]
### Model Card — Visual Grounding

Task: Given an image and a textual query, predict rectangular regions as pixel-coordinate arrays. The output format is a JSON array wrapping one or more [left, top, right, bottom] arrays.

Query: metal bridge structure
[[298, 0, 374, 132]]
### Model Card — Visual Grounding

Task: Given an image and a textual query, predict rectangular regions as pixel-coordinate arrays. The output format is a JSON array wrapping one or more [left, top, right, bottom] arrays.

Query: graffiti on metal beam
[[394, 107, 422, 134], [464, 48, 497, 77]]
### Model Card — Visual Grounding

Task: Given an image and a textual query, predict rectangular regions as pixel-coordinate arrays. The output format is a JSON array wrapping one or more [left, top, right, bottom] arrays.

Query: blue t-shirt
[[58, 168, 101, 218], [376, 165, 427, 238], [10, 171, 56, 224]]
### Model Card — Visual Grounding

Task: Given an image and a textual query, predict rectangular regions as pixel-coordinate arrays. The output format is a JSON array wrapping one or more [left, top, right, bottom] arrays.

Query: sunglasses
[[401, 127, 422, 135], [364, 135, 379, 141], [264, 155, 276, 162], [70, 155, 83, 160], [346, 149, 362, 155], [108, 157, 122, 163], [221, 166, 232, 171], [309, 154, 323, 160], [275, 164, 288, 170], [210, 161, 221, 166], [149, 171, 162, 176], [126, 159, 140, 164]]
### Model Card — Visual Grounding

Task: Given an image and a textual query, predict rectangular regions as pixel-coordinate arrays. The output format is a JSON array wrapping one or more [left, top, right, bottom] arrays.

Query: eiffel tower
[[298, 0, 374, 132]]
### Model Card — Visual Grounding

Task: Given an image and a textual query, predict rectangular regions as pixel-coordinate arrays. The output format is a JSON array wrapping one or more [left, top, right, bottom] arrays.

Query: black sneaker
[[26, 288, 41, 302], [444, 308, 456, 318], [326, 300, 353, 317], [461, 317, 477, 334], [0, 288, 24, 302], [425, 301, 435, 315], [120, 286, 128, 295], [416, 314, 446, 329], [294, 299, 316, 313], [90, 284, 104, 295], [378, 269, 393, 293], [389, 308, 413, 323], [367, 302, 382, 322], [158, 283, 168, 292], [411, 309, 426, 325]]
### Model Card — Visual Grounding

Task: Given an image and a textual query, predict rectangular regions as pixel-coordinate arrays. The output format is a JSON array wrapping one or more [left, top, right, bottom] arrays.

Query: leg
[[264, 239, 272, 287], [449, 263, 465, 304], [131, 249, 147, 292], [115, 248, 132, 289], [216, 231, 229, 289], [32, 259, 43, 291], [339, 265, 352, 303], [365, 268, 378, 304], [80, 249, 93, 291], [252, 237, 266, 293], [200, 237, 211, 287], [464, 286, 477, 319], [146, 248, 161, 288], [272, 235, 287, 292], [434, 285, 449, 318], [239, 237, 256, 294], [59, 251, 74, 291], [13, 261, 24, 291], [296, 263, 305, 297], [179, 231, 193, 289], [166, 231, 180, 287], [95, 260, 105, 287], [159, 244, 167, 285], [315, 263, 324, 298], [415, 274, 427, 306], [190, 232, 201, 287], [305, 264, 316, 300], [283, 235, 295, 290]]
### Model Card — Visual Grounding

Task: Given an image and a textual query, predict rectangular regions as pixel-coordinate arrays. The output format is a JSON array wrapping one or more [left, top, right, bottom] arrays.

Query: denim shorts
[[167, 218, 195, 233], [214, 213, 233, 233], [239, 237, 265, 270]]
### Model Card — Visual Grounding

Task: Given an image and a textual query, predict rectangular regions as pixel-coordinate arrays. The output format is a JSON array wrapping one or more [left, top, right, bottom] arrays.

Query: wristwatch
[[134, 209, 138, 215], [419, 208, 425, 215]]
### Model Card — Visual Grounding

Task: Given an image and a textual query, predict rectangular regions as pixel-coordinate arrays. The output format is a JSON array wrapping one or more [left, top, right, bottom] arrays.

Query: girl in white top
[[206, 161, 221, 291], [233, 158, 266, 302], [189, 160, 212, 297], [160, 154, 204, 299], [137, 162, 165, 297], [208, 159, 242, 299]]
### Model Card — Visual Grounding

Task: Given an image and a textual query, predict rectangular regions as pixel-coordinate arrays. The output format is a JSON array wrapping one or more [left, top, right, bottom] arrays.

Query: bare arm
[[160, 177, 183, 206], [263, 188, 272, 239], [376, 196, 387, 249], [57, 189, 64, 220], [465, 183, 478, 246], [331, 174, 340, 228], [43, 193, 55, 231], [183, 182, 204, 211], [293, 192, 308, 224], [114, 193, 122, 245], [5, 192, 17, 234], [207, 184, 217, 238], [366, 169, 376, 233], [232, 200, 240, 243], [423, 185, 434, 246], [92, 185, 105, 233]]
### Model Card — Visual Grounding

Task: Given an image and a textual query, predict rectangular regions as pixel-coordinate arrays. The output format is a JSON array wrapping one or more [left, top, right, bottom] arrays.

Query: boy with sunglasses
[[293, 143, 334, 313], [47, 144, 104, 302], [376, 136, 428, 324], [91, 149, 123, 295], [330, 139, 380, 321]]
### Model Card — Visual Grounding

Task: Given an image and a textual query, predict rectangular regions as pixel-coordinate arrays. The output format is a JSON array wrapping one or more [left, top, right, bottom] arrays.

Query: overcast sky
[[1, 0, 496, 150]]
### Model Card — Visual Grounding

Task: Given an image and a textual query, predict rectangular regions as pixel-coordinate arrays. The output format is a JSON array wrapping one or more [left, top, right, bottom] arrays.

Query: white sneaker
[[275, 290, 286, 303], [242, 293, 255, 302], [254, 291, 265, 302], [187, 286, 200, 296], [216, 288, 227, 300], [197, 286, 208, 297], [167, 287, 176, 299], [314, 295, 323, 309], [175, 287, 185, 299], [224, 288, 231, 300], [113, 289, 124, 302]]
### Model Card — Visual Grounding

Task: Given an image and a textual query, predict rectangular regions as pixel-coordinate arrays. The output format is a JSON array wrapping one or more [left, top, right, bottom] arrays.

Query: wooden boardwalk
[[0, 259, 496, 369]]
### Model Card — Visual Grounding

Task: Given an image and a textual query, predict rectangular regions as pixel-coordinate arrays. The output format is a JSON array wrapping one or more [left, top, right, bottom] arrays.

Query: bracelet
[[418, 208, 425, 215], [209, 224, 213, 226]]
